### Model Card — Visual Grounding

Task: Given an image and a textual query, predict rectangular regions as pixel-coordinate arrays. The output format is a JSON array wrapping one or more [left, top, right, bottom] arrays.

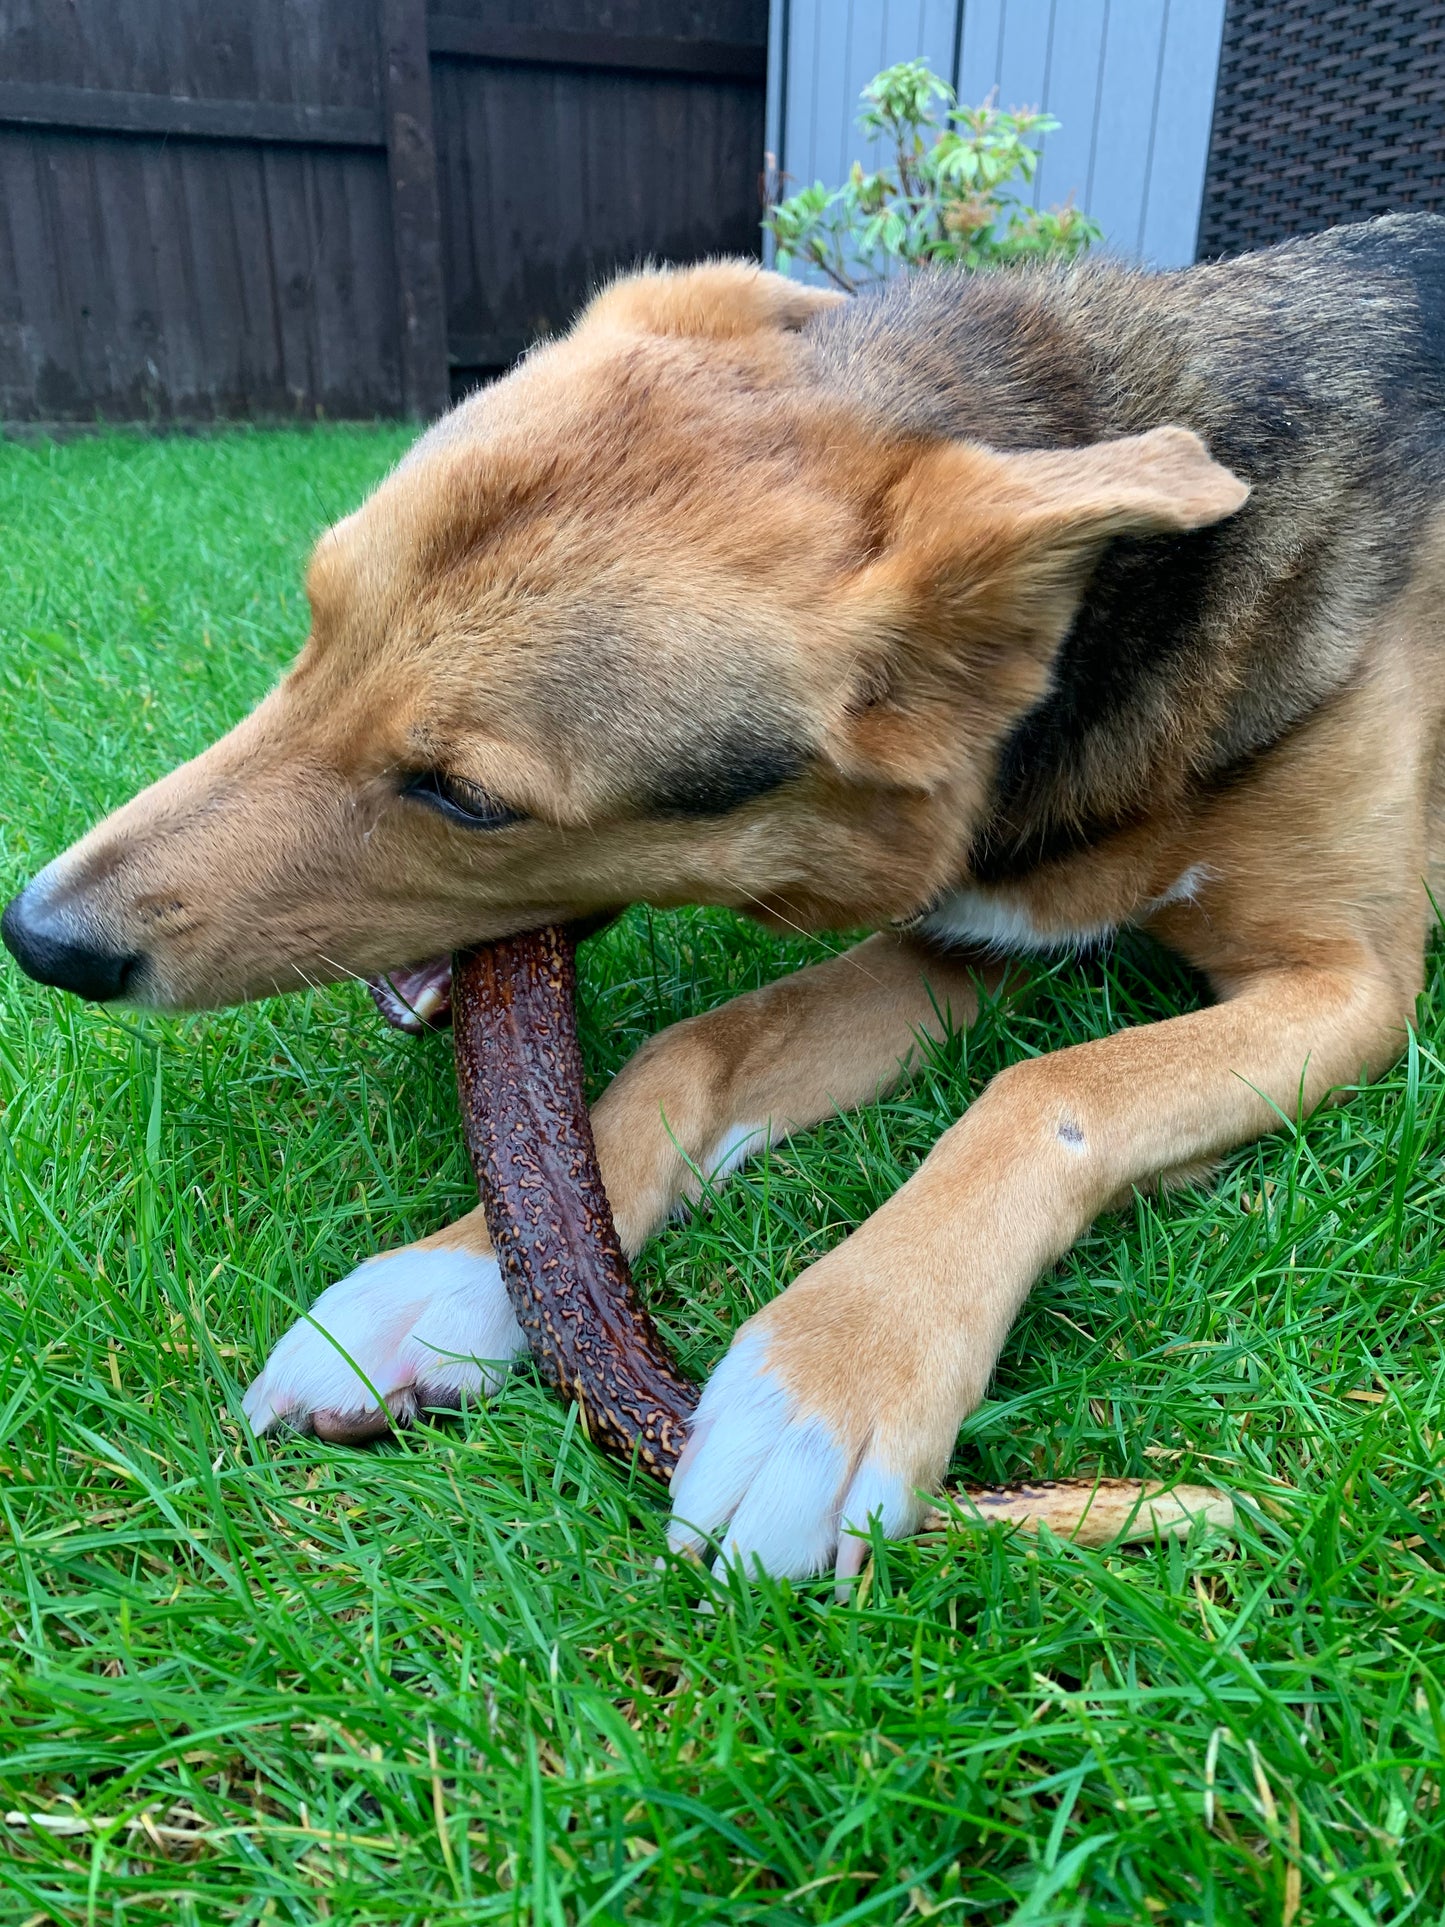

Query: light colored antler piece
[[920, 1478, 1234, 1547]]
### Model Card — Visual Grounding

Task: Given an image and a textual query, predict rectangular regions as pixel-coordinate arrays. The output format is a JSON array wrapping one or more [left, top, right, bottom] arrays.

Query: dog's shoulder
[[805, 219, 1445, 891]]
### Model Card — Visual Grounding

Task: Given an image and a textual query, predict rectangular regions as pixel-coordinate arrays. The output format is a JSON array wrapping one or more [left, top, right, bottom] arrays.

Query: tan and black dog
[[5, 214, 1442, 1580]]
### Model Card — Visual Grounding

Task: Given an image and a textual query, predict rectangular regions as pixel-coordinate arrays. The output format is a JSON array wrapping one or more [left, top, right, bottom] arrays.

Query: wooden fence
[[0, 0, 768, 425], [769, 0, 1228, 272]]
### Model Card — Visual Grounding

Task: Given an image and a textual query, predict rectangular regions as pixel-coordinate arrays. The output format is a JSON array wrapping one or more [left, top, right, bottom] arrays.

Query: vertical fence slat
[[1139, 0, 1225, 267], [950, 0, 1221, 265], [1027, 2, 1104, 219], [379, 0, 449, 420], [1085, 2, 1168, 253], [764, 0, 789, 265], [957, 0, 1007, 101]]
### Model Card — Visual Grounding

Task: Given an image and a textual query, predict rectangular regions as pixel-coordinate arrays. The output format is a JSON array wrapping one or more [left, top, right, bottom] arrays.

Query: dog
[[5, 213, 1442, 1583]]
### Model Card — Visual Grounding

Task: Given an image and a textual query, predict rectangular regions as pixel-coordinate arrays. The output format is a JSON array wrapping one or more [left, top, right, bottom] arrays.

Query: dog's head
[[2, 262, 1246, 1010]]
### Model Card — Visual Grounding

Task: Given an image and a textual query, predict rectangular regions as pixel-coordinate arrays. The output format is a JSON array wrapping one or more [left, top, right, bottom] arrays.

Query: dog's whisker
[[317, 952, 375, 992], [713, 872, 884, 984]]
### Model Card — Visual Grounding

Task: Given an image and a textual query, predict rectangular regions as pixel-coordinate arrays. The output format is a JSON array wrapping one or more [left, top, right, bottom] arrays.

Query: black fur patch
[[648, 730, 808, 818]]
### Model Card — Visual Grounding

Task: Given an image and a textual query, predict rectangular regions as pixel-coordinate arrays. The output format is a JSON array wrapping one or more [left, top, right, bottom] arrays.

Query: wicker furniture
[[1197, 0, 1445, 258]]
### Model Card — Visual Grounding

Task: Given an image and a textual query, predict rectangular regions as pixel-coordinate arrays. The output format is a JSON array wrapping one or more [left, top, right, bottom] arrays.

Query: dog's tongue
[[368, 958, 453, 1032]]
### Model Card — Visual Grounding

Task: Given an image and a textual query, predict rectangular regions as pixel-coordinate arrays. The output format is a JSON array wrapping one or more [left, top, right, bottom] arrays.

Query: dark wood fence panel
[[434, 63, 767, 378], [0, 0, 769, 425], [383, 0, 450, 417], [0, 0, 385, 115], [429, 0, 767, 391], [0, 0, 398, 422], [0, 131, 400, 419]]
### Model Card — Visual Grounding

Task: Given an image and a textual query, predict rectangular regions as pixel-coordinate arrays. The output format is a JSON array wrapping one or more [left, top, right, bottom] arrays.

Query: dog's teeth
[[367, 959, 453, 1033]]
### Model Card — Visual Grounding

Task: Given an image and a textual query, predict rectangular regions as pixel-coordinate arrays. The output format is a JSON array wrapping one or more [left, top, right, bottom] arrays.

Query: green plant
[[765, 58, 1101, 291]]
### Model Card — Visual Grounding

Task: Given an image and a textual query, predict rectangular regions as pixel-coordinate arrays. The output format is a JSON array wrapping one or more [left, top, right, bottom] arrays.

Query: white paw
[[242, 1246, 524, 1441], [664, 1330, 926, 1584]]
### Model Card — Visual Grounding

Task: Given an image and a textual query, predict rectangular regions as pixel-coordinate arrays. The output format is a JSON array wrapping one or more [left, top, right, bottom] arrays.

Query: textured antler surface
[[452, 929, 696, 1479]]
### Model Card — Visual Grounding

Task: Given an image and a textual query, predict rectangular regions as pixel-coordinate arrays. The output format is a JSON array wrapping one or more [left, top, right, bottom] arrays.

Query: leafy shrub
[[764, 58, 1101, 291]]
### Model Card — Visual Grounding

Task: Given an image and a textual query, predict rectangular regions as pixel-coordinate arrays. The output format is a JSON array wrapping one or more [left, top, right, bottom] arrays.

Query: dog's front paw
[[242, 1245, 524, 1442], [665, 1283, 944, 1583]]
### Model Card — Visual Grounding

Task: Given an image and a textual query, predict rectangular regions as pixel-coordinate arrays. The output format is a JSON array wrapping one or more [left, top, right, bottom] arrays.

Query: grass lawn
[[1, 428, 1442, 1926]]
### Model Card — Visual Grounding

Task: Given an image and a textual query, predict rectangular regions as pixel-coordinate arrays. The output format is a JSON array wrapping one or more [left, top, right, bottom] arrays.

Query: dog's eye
[[401, 771, 527, 830]]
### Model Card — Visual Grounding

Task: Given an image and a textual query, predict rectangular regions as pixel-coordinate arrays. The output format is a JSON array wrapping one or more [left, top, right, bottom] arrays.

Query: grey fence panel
[[777, 0, 962, 194], [1009, 1, 1102, 224], [960, 0, 1226, 266], [1087, 3, 1171, 254], [770, 0, 1225, 272], [961, 0, 1048, 136], [1141, 1, 1233, 265]]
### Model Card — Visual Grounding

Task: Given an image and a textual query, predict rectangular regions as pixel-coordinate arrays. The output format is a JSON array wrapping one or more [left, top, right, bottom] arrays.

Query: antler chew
[[922, 1478, 1235, 1547], [452, 928, 696, 1478], [449, 928, 1232, 1552]]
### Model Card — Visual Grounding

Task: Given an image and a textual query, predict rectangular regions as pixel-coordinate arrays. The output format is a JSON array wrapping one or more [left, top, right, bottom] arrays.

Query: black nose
[[1, 888, 140, 1002]]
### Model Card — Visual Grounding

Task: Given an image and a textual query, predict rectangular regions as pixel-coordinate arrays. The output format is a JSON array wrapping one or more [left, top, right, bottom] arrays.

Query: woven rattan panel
[[1197, 0, 1445, 258]]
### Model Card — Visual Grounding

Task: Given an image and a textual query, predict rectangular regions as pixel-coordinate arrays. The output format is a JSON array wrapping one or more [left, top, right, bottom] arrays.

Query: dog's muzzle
[[1, 879, 142, 1003]]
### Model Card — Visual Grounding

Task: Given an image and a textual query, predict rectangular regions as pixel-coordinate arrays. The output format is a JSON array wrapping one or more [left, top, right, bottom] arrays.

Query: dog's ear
[[829, 427, 1249, 788], [875, 425, 1249, 647], [579, 261, 845, 342]]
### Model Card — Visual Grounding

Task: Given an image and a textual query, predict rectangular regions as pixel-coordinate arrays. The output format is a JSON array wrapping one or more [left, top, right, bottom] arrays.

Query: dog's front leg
[[667, 958, 1413, 1582], [242, 933, 993, 1439]]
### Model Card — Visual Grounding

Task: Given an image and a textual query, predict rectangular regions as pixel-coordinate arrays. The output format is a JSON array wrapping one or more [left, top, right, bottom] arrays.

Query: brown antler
[[452, 928, 696, 1478]]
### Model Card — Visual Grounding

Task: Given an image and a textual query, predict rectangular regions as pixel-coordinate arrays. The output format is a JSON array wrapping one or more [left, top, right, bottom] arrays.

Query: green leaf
[[766, 57, 1101, 285]]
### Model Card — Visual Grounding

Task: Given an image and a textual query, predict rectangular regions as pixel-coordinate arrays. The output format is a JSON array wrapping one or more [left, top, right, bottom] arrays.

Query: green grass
[[1, 429, 1442, 1926]]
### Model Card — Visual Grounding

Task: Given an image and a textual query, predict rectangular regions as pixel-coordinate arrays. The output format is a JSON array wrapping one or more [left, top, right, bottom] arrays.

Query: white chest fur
[[920, 864, 1210, 958]]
